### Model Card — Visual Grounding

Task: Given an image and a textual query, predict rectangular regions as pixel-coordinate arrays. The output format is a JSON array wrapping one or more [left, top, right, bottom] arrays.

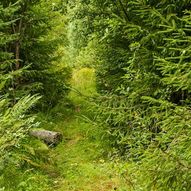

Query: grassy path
[[52, 113, 125, 191], [44, 68, 129, 191]]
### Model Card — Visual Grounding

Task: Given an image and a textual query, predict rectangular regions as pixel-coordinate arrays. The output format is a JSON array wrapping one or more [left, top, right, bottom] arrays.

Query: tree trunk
[[29, 130, 63, 146], [15, 40, 20, 70]]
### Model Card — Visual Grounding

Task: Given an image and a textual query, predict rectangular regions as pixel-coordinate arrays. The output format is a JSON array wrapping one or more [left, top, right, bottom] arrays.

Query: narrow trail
[[45, 68, 129, 191], [51, 113, 123, 191]]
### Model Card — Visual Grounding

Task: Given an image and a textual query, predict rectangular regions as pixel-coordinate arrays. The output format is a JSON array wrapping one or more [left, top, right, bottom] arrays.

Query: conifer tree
[[64, 0, 191, 189], [0, 4, 40, 189], [1, 0, 70, 108]]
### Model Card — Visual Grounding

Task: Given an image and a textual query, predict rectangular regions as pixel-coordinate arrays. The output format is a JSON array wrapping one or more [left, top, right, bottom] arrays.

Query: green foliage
[[0, 2, 61, 190], [0, 95, 40, 153], [64, 0, 191, 190], [0, 94, 41, 190], [0, 0, 71, 108], [4, 0, 191, 190], [0, 3, 40, 168], [92, 1, 191, 190]]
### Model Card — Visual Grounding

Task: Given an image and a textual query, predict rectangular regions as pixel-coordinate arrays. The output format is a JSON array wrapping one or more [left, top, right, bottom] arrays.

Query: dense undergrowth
[[66, 1, 191, 190], [2, 0, 191, 190]]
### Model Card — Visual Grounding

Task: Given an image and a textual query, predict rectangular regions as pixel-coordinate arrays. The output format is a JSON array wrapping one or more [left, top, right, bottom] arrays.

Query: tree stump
[[30, 130, 62, 146]]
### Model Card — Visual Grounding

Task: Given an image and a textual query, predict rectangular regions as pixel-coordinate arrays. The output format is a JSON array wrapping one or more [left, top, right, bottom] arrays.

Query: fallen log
[[30, 130, 62, 146]]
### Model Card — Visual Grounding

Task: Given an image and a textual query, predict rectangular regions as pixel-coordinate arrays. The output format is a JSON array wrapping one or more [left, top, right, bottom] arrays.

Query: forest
[[1, 0, 191, 190]]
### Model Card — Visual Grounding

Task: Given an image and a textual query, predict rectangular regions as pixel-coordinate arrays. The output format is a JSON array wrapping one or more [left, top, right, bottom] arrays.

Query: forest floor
[[38, 68, 130, 191]]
